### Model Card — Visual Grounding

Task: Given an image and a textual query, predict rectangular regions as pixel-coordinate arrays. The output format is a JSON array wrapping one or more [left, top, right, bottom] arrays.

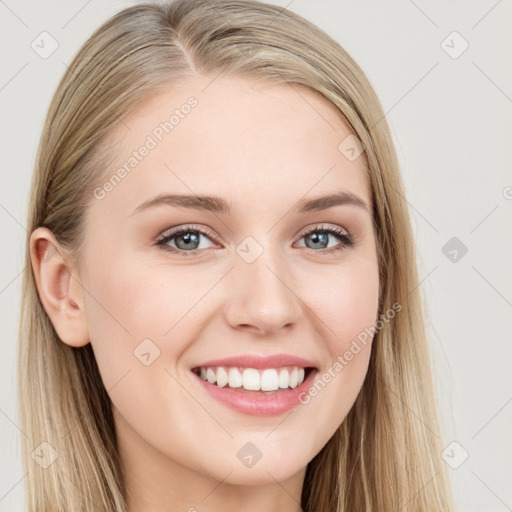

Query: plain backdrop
[[1, 1, 511, 511]]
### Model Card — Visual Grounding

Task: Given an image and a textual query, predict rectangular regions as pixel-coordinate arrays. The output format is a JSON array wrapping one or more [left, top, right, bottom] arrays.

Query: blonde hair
[[19, 1, 454, 510]]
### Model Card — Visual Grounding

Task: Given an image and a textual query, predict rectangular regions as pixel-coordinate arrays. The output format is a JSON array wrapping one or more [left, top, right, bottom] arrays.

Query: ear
[[29, 226, 90, 347]]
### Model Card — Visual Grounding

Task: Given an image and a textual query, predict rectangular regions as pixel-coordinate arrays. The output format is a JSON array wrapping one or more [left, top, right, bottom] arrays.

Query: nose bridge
[[225, 238, 302, 334]]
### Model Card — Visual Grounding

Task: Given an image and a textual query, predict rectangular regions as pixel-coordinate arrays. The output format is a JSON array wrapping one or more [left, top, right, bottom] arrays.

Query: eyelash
[[155, 223, 355, 257]]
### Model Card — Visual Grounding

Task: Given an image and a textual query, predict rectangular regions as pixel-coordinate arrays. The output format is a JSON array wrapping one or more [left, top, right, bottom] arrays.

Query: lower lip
[[191, 368, 318, 417]]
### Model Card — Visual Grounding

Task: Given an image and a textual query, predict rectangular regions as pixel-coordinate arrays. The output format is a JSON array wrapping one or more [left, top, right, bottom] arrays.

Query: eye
[[155, 223, 355, 256], [156, 224, 217, 256], [294, 224, 355, 254]]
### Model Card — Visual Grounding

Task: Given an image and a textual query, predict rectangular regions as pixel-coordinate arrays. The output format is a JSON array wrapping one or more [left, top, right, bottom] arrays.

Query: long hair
[[18, 1, 454, 510]]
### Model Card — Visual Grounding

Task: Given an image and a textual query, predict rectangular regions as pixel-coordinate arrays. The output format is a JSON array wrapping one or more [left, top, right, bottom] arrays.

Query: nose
[[224, 249, 302, 336]]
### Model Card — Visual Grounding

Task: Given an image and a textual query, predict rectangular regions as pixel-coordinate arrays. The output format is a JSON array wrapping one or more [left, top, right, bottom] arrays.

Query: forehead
[[90, 75, 371, 221]]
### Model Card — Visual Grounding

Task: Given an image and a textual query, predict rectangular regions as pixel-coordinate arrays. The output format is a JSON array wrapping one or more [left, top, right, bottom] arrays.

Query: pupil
[[307, 231, 327, 249], [177, 232, 199, 250]]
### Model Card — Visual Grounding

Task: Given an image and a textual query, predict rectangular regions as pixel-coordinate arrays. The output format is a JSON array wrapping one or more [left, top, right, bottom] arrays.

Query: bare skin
[[30, 75, 380, 512]]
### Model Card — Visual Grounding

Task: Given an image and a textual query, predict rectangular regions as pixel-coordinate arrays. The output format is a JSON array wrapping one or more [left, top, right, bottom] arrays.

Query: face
[[35, 75, 380, 498]]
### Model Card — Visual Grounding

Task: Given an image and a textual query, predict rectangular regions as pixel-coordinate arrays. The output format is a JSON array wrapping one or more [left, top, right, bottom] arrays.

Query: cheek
[[300, 254, 379, 402], [298, 261, 379, 428], [81, 254, 207, 441], [82, 250, 214, 376], [83, 242, 180, 333], [306, 256, 380, 353], [327, 276, 379, 348]]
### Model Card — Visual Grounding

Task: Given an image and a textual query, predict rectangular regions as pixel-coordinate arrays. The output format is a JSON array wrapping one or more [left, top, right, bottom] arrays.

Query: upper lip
[[191, 353, 318, 370]]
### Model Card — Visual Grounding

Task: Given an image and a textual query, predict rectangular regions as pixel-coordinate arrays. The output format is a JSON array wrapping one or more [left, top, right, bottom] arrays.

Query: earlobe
[[29, 227, 90, 348]]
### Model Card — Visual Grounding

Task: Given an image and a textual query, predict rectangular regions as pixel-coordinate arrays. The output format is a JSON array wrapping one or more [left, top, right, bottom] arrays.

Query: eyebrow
[[131, 190, 370, 217]]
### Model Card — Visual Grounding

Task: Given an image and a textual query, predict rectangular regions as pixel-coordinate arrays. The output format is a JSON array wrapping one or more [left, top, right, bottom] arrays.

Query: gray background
[[1, 0, 511, 510]]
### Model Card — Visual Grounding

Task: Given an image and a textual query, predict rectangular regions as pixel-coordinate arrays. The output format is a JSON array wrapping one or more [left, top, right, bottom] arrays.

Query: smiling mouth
[[191, 365, 315, 394]]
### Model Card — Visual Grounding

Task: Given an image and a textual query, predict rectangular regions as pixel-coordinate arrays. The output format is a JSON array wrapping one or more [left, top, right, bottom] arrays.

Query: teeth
[[260, 369, 279, 391], [243, 368, 260, 390], [216, 367, 229, 387], [278, 369, 289, 389], [195, 365, 308, 391], [289, 367, 298, 388], [228, 367, 243, 388], [206, 368, 217, 384]]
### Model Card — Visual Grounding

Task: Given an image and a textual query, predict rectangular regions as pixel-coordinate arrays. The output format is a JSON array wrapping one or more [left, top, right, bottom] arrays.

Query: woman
[[19, 0, 454, 510]]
